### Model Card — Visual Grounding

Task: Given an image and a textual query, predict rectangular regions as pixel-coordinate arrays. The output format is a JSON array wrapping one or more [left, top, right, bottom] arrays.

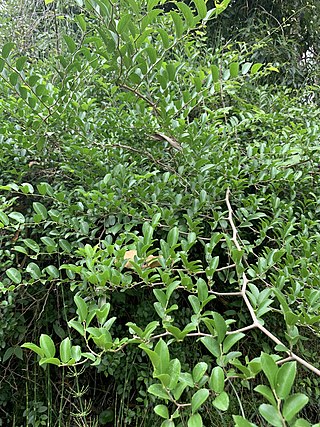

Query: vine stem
[[225, 188, 320, 377]]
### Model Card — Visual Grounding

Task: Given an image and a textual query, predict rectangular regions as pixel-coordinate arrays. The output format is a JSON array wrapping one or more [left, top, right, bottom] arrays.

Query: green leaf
[[33, 202, 48, 220], [23, 239, 40, 253], [170, 11, 184, 38], [168, 358, 181, 390], [45, 265, 59, 278], [39, 334, 56, 358], [26, 262, 41, 279], [188, 413, 203, 427], [209, 366, 224, 393], [64, 35, 77, 53], [21, 343, 45, 358], [192, 362, 208, 383], [60, 337, 72, 363], [8, 212, 25, 223], [254, 385, 277, 406], [212, 391, 229, 411], [6, 267, 21, 284], [261, 353, 278, 389], [241, 62, 252, 75], [283, 394, 309, 422], [223, 333, 245, 353], [177, 2, 195, 27], [194, 0, 207, 19], [275, 362, 296, 399], [232, 415, 258, 427], [45, 0, 55, 4], [39, 357, 61, 366], [2, 42, 15, 58], [16, 56, 28, 71], [213, 312, 227, 344], [259, 404, 283, 427], [200, 336, 220, 357], [148, 384, 170, 400], [191, 389, 209, 413], [74, 295, 88, 323], [197, 278, 208, 302], [0, 211, 9, 226], [229, 62, 239, 77], [251, 63, 263, 75], [154, 339, 170, 374], [154, 404, 169, 419]]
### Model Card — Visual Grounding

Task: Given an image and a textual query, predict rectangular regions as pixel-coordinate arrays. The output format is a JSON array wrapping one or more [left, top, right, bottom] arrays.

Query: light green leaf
[[275, 362, 296, 399], [200, 336, 220, 357], [148, 384, 170, 400], [60, 337, 72, 363], [6, 267, 22, 284], [0, 211, 9, 225], [213, 312, 227, 344], [283, 394, 309, 422], [192, 362, 208, 383], [188, 413, 203, 427], [223, 333, 245, 353], [259, 404, 283, 427], [21, 343, 45, 357], [170, 11, 184, 39], [39, 357, 61, 366], [154, 404, 169, 419], [229, 62, 239, 77], [254, 385, 276, 406], [191, 389, 209, 413], [232, 415, 258, 427], [212, 391, 229, 411], [39, 334, 56, 358], [261, 353, 278, 389], [74, 295, 88, 323], [209, 366, 224, 393], [194, 0, 207, 19], [251, 63, 263, 75]]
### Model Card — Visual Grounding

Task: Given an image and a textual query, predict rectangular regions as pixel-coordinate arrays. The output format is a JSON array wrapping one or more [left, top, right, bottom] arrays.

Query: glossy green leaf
[[21, 343, 45, 358], [6, 267, 22, 284], [60, 337, 72, 363], [39, 334, 56, 358], [26, 262, 41, 279], [33, 202, 48, 220]]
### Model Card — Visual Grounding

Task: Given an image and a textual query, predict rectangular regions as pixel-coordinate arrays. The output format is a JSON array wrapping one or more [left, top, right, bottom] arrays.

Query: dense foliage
[[0, 1, 319, 426]]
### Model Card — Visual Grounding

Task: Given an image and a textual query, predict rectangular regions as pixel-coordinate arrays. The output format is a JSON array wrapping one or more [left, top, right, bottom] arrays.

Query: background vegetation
[[0, 0, 319, 426]]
